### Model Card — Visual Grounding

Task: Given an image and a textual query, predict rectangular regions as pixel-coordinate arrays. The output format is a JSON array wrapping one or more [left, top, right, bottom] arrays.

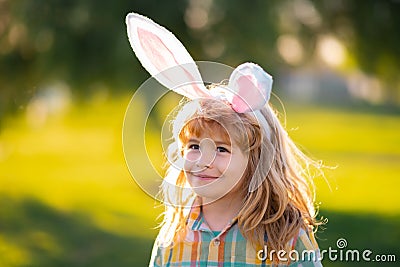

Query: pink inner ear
[[136, 27, 209, 98], [231, 75, 262, 112], [138, 28, 178, 72]]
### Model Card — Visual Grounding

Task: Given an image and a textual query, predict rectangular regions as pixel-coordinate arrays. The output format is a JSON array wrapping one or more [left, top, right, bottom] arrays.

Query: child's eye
[[217, 146, 230, 153], [188, 144, 200, 150]]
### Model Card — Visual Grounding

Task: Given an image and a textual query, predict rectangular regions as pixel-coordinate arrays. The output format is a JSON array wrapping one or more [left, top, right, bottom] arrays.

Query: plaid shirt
[[150, 200, 322, 267]]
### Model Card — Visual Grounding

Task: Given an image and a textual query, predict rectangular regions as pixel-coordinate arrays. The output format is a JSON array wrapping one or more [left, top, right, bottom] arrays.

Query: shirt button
[[213, 239, 220, 246]]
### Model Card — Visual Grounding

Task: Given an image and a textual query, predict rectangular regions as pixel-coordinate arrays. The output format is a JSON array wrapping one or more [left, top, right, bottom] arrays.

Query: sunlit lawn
[[0, 95, 399, 266], [284, 104, 400, 215]]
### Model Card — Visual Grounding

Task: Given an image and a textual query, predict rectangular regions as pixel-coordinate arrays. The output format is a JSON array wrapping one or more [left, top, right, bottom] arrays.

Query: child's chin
[[192, 189, 227, 202], [188, 177, 217, 188]]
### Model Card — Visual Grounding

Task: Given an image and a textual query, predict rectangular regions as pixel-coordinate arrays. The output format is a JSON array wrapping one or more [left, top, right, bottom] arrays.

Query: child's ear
[[228, 63, 273, 113], [126, 13, 210, 99]]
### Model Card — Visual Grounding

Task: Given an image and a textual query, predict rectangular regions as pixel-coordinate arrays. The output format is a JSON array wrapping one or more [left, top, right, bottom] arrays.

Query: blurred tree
[[1, 0, 400, 122], [0, 0, 189, 120], [207, 0, 400, 105], [310, 0, 400, 104]]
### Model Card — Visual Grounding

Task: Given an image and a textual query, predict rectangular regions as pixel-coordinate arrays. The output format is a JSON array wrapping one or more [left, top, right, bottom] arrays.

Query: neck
[[201, 194, 244, 231]]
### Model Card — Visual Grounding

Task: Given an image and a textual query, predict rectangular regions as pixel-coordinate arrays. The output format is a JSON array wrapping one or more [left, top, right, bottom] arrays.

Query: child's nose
[[197, 138, 216, 168]]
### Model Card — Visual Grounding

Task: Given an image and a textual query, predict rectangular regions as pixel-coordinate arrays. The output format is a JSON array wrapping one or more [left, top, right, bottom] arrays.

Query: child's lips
[[192, 173, 219, 180]]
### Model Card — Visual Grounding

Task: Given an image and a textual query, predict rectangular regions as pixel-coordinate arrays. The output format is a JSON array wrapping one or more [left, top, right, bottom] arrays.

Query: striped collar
[[186, 197, 239, 237]]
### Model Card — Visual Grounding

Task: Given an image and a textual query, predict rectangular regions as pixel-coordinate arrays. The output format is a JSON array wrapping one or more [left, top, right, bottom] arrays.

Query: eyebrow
[[187, 138, 231, 146]]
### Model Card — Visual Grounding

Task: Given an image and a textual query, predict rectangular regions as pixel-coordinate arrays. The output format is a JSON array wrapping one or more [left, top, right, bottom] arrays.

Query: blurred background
[[1, 0, 399, 266]]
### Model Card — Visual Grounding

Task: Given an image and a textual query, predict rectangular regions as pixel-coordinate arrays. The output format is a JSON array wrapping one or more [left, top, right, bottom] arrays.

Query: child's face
[[182, 131, 248, 203]]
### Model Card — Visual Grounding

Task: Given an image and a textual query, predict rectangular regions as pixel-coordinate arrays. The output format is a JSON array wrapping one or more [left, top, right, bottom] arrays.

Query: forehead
[[179, 118, 232, 145]]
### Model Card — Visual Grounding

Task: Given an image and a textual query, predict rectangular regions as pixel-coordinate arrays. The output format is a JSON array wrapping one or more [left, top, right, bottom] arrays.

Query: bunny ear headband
[[125, 12, 273, 114]]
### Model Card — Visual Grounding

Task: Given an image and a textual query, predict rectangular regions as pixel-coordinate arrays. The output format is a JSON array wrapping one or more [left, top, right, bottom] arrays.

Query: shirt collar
[[186, 196, 239, 235]]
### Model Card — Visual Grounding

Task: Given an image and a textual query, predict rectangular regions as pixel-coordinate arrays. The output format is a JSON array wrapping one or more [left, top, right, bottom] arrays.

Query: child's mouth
[[192, 174, 219, 180]]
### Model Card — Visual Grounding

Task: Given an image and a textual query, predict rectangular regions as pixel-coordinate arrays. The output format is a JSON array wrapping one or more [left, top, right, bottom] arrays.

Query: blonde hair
[[156, 97, 322, 256]]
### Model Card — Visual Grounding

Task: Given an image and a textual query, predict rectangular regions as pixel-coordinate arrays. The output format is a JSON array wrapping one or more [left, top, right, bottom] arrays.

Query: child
[[126, 13, 323, 266]]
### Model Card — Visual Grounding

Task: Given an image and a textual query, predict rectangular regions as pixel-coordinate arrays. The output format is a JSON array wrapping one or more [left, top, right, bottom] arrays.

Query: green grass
[[284, 105, 400, 215], [0, 96, 399, 266]]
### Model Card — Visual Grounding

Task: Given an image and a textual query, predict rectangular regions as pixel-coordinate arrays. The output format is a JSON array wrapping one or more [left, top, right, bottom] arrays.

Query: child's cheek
[[219, 154, 233, 171], [183, 150, 200, 162]]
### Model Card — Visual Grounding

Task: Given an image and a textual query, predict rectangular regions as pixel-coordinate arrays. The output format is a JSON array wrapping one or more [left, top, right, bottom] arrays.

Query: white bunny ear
[[228, 63, 273, 113], [126, 13, 210, 99]]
